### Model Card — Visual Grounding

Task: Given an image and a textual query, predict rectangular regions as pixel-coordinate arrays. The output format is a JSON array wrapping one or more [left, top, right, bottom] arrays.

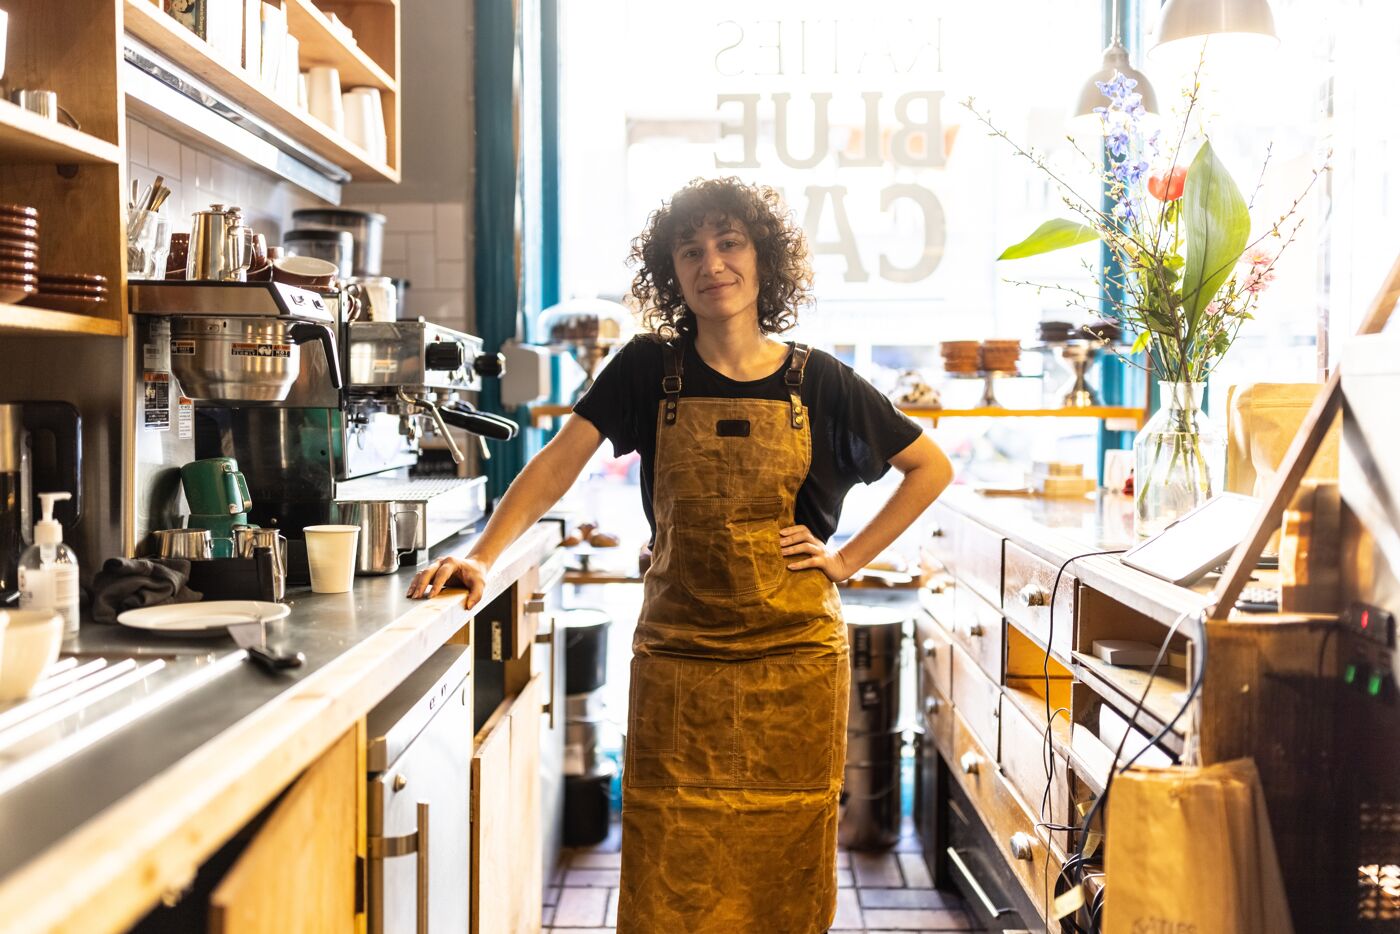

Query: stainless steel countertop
[[0, 521, 559, 888]]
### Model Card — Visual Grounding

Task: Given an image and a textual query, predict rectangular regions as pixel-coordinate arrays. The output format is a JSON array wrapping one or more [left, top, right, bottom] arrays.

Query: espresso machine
[[130, 281, 512, 577]]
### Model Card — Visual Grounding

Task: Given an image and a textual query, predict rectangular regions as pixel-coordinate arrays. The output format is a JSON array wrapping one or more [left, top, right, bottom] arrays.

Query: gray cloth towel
[[90, 557, 202, 624]]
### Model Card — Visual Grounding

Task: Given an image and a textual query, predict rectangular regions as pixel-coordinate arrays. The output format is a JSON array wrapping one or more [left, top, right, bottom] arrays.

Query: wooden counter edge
[[0, 524, 560, 934]]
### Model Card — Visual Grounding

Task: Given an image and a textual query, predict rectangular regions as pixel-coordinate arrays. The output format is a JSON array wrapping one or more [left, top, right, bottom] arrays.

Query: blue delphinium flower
[[1095, 71, 1156, 228]]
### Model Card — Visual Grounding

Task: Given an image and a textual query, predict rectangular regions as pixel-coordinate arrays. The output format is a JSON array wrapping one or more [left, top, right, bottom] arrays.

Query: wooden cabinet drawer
[[1002, 542, 1076, 661], [951, 582, 1004, 682], [915, 612, 953, 701], [951, 710, 1060, 924], [926, 501, 959, 573], [956, 516, 1003, 608], [998, 694, 1070, 848], [951, 643, 1000, 759], [917, 680, 953, 761]]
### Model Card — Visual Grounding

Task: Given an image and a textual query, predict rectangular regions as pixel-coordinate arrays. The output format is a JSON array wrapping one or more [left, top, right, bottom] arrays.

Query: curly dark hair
[[629, 177, 812, 339]]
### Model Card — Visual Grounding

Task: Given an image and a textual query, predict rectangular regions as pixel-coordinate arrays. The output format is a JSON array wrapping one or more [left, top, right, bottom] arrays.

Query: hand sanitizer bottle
[[18, 492, 80, 637]]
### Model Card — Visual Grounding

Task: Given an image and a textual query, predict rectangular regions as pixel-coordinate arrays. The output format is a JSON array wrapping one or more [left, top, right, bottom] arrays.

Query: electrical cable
[[1067, 604, 1208, 934], [1036, 549, 1126, 933]]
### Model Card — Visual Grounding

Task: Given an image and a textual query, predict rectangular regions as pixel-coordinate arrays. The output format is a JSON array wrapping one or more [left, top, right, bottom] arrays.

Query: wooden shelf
[[1072, 652, 1188, 755], [285, 0, 396, 92], [0, 303, 124, 337], [123, 0, 399, 182], [900, 405, 1147, 426], [0, 101, 121, 165]]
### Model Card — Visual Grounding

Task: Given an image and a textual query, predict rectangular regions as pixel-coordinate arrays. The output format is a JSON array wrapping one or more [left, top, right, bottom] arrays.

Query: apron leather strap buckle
[[662, 374, 683, 394], [661, 341, 684, 426], [785, 343, 811, 429]]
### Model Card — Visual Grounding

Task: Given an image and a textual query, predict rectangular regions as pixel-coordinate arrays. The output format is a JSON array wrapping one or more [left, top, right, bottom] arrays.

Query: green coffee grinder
[[181, 457, 253, 558]]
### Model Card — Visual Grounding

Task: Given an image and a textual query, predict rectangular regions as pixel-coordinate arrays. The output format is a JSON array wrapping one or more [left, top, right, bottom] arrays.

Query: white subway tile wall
[[345, 201, 472, 332], [127, 122, 472, 332]]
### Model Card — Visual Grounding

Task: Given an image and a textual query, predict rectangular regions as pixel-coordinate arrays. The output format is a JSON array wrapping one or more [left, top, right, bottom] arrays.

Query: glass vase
[[1133, 381, 1224, 539]]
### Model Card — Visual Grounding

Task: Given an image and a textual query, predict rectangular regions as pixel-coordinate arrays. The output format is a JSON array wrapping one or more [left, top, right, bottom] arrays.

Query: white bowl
[[0, 609, 62, 701]]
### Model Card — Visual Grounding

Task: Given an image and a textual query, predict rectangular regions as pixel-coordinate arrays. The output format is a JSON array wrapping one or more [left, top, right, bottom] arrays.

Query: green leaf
[[1131, 330, 1152, 354], [1180, 141, 1250, 326], [997, 219, 1100, 260]]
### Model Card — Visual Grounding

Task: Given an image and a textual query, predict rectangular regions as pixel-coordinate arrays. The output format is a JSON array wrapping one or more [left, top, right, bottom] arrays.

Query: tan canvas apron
[[618, 341, 849, 934]]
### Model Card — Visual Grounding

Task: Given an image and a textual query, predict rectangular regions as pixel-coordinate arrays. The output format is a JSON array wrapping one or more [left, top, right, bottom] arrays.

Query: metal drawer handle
[[1017, 583, 1049, 607], [524, 598, 546, 615], [946, 847, 1013, 918], [965, 622, 985, 638], [923, 696, 941, 716], [535, 617, 557, 728], [368, 800, 430, 933], [1008, 831, 1034, 861], [929, 525, 945, 538], [959, 751, 983, 775], [921, 638, 937, 659]]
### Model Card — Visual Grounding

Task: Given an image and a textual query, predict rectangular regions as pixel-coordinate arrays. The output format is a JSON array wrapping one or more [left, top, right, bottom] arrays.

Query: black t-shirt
[[572, 336, 924, 543]]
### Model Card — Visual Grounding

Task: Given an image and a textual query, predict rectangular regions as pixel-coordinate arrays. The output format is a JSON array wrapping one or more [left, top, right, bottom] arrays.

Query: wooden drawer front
[[951, 643, 1000, 759], [1002, 542, 1076, 661], [951, 582, 1004, 682], [951, 712, 1060, 924], [998, 696, 1071, 846], [918, 681, 954, 761], [955, 516, 1003, 607], [916, 612, 953, 701], [926, 501, 959, 573]]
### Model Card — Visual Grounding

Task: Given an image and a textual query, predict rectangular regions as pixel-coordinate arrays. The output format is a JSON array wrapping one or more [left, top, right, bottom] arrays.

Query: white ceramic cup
[[343, 87, 387, 162], [0, 609, 62, 702], [303, 524, 361, 593], [305, 66, 344, 134]]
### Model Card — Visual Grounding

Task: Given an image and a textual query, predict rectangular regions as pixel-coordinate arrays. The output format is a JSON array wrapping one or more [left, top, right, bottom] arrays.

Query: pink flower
[[1205, 300, 1223, 316], [1240, 248, 1276, 294]]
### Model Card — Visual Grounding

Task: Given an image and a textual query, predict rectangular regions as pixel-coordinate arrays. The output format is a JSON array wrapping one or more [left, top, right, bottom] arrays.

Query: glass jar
[[1133, 381, 1224, 539]]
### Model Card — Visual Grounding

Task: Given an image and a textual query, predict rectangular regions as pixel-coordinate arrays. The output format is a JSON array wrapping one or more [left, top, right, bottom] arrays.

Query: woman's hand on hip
[[780, 525, 852, 583], [406, 555, 489, 608]]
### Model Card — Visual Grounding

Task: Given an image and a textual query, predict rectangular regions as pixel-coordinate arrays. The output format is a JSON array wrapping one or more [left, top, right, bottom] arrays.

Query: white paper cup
[[304, 524, 360, 593], [305, 66, 344, 134], [0, 609, 61, 702], [342, 89, 374, 153]]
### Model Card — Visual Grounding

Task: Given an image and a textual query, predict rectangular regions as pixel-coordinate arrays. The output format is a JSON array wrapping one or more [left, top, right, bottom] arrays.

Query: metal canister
[[840, 604, 909, 850], [233, 526, 288, 599], [153, 528, 213, 561]]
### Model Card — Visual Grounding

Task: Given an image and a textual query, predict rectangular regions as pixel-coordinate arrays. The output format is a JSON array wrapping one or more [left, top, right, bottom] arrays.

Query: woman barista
[[408, 177, 953, 932]]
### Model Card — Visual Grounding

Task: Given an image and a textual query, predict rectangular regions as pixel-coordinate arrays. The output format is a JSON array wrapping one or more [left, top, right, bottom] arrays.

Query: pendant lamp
[[1150, 0, 1278, 59], [1075, 3, 1158, 118]]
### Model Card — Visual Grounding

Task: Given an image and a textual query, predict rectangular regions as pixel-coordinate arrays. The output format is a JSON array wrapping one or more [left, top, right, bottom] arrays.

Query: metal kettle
[[187, 204, 255, 281]]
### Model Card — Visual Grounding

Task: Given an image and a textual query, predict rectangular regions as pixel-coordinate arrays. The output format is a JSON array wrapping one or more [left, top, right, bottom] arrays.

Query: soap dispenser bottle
[[18, 492, 80, 637]]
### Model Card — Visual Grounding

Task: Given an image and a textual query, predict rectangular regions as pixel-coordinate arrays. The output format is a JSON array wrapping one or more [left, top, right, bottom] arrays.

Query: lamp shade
[[1075, 41, 1159, 117], [1152, 0, 1278, 52]]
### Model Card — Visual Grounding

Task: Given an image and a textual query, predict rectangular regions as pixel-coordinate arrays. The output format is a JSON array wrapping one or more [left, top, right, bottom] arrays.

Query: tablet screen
[[1121, 493, 1263, 584]]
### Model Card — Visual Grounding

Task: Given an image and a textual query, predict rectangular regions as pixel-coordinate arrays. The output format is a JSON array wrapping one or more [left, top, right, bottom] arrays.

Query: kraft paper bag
[[1225, 383, 1340, 497], [1104, 759, 1293, 934]]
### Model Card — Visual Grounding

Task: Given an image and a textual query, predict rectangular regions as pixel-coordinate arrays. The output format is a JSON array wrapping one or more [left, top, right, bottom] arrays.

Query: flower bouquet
[[966, 67, 1325, 536]]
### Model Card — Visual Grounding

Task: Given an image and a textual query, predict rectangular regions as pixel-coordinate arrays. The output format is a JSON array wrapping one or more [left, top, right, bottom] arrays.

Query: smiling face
[[671, 216, 761, 331]]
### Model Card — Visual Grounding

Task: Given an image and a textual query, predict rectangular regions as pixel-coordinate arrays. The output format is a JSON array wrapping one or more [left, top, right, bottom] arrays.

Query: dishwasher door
[[368, 668, 474, 934]]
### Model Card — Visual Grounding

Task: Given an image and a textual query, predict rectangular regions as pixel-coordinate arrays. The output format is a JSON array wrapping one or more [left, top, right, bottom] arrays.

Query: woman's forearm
[[836, 460, 951, 577]]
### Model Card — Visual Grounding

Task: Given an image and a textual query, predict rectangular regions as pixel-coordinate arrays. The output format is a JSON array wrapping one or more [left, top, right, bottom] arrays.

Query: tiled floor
[[542, 819, 981, 932]]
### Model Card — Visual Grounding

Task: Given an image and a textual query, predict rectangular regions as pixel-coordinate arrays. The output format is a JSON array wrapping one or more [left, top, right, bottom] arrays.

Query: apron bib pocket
[[671, 496, 784, 603]]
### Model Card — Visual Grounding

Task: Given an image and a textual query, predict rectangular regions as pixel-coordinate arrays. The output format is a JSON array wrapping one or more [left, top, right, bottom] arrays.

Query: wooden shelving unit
[[0, 103, 122, 165], [900, 404, 1147, 426], [285, 0, 396, 91], [0, 0, 127, 339], [0, 304, 126, 337], [123, 0, 401, 182]]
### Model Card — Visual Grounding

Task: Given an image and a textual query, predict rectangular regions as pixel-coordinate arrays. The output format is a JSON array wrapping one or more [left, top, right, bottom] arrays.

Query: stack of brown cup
[[35, 273, 108, 312], [979, 339, 1022, 374], [940, 340, 981, 374], [0, 204, 39, 304]]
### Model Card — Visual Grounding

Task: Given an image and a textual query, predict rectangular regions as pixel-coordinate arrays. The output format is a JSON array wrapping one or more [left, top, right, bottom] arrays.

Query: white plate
[[116, 601, 290, 635]]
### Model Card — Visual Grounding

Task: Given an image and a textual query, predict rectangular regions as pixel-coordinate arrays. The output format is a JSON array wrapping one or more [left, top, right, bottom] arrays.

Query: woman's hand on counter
[[781, 525, 852, 583], [406, 556, 489, 608]]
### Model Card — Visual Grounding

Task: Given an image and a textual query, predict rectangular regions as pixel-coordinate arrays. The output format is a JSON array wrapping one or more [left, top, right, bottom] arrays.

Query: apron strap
[[661, 340, 683, 426], [784, 343, 811, 429]]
